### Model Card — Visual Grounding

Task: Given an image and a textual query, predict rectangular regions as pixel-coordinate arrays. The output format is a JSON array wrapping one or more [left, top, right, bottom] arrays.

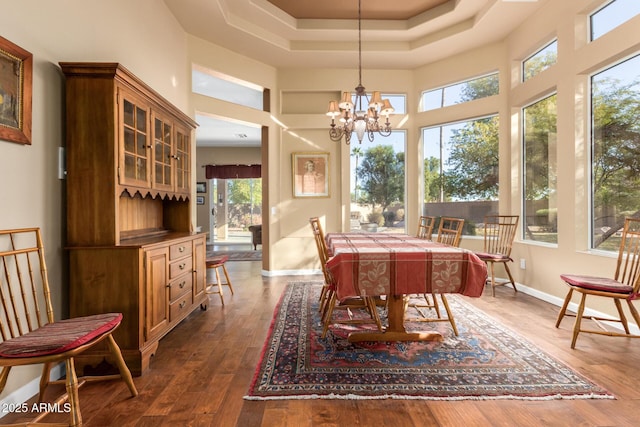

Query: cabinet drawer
[[170, 293, 193, 321], [169, 274, 192, 302], [169, 242, 192, 260], [169, 256, 192, 279]]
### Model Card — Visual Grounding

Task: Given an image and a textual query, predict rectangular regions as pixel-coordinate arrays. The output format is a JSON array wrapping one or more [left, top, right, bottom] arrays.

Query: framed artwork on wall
[[292, 152, 330, 198], [196, 196, 205, 205], [196, 182, 206, 193], [0, 36, 32, 145]]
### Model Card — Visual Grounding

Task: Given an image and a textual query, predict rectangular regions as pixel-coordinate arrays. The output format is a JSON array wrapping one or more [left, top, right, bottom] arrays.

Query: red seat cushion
[[475, 252, 512, 262], [560, 274, 634, 294], [206, 255, 229, 267], [0, 313, 122, 358]]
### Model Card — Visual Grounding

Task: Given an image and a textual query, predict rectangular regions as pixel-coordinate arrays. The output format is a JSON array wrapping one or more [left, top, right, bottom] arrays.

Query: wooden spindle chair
[[416, 215, 436, 240], [0, 228, 138, 426], [309, 218, 382, 338], [556, 217, 640, 348], [475, 215, 519, 297]]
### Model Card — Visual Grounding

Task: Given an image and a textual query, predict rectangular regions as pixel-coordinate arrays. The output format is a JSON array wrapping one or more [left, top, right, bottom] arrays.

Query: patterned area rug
[[245, 282, 614, 401], [206, 250, 261, 261]]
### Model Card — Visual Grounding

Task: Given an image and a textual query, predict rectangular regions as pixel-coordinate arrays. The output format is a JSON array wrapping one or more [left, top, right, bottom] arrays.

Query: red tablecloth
[[326, 232, 487, 300]]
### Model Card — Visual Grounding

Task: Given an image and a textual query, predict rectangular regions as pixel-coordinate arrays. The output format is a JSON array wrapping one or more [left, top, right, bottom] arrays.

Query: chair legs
[[486, 261, 517, 297], [321, 291, 383, 339], [556, 287, 640, 348], [206, 261, 234, 305], [405, 294, 459, 336], [65, 358, 82, 427]]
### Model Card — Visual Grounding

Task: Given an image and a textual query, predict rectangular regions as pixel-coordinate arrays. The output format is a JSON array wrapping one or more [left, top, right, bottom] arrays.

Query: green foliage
[[523, 49, 557, 81], [226, 178, 262, 229], [382, 210, 396, 226], [460, 74, 499, 101], [351, 147, 364, 203], [524, 94, 557, 200], [357, 145, 404, 212], [367, 211, 384, 226], [593, 77, 640, 217], [444, 116, 499, 200], [423, 156, 441, 202]]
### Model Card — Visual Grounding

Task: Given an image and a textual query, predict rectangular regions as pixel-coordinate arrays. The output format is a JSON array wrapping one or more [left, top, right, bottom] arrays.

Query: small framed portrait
[[292, 152, 330, 198], [0, 36, 32, 145], [196, 182, 206, 193], [196, 196, 205, 205]]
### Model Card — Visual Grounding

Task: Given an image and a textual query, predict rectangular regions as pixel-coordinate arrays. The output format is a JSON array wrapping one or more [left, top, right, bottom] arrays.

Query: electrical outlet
[[520, 258, 526, 269]]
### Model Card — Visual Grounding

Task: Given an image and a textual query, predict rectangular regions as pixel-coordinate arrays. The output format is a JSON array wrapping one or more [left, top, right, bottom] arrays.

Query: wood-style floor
[[2, 259, 639, 426]]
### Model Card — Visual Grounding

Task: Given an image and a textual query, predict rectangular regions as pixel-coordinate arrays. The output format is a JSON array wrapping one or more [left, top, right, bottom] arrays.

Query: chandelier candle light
[[327, 0, 394, 144]]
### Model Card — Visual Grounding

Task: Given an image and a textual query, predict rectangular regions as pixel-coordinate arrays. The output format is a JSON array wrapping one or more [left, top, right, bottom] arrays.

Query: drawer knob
[[179, 301, 187, 308], [179, 246, 185, 252], [179, 281, 186, 288], [179, 263, 186, 270]]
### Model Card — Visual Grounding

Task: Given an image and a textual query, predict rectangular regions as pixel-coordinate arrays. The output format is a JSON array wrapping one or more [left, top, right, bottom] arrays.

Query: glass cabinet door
[[174, 126, 191, 194], [153, 114, 173, 191], [120, 94, 150, 187]]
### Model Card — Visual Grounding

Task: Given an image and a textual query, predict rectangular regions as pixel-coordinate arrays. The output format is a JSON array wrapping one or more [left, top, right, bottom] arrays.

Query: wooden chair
[[309, 218, 382, 338], [475, 215, 519, 297], [407, 217, 466, 335], [0, 228, 138, 427], [205, 255, 234, 305], [435, 217, 465, 247], [416, 215, 436, 239], [556, 217, 640, 349]]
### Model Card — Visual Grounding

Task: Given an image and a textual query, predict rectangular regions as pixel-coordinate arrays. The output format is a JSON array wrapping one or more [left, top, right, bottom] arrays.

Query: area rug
[[244, 282, 614, 401], [206, 250, 261, 261]]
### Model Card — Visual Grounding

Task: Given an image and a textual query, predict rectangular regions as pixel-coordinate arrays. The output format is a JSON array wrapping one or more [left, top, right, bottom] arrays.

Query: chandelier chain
[[326, 0, 395, 144]]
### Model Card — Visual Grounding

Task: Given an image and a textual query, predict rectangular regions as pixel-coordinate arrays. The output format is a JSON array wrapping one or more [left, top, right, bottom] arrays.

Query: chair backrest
[[436, 217, 465, 247], [416, 216, 436, 239], [614, 218, 640, 291], [309, 217, 332, 284], [0, 228, 54, 344], [482, 215, 519, 256]]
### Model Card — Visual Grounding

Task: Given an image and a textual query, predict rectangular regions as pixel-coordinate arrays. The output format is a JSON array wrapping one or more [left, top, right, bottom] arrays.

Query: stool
[[205, 255, 234, 305]]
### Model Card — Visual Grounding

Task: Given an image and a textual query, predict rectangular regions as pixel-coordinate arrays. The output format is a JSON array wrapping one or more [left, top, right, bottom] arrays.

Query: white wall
[[0, 0, 189, 405]]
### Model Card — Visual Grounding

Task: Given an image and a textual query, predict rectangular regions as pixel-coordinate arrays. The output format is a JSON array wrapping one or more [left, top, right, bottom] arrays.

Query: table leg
[[347, 294, 444, 343]]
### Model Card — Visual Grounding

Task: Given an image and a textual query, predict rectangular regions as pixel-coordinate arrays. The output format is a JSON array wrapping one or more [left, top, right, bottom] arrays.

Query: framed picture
[[196, 181, 206, 193], [196, 196, 205, 205], [292, 152, 330, 198], [0, 36, 32, 145]]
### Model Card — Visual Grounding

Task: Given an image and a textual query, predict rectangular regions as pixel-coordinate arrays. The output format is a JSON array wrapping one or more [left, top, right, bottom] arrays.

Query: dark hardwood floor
[[3, 259, 639, 426]]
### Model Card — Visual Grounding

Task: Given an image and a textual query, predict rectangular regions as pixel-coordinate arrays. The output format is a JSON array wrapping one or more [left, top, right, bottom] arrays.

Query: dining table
[[325, 232, 488, 343]]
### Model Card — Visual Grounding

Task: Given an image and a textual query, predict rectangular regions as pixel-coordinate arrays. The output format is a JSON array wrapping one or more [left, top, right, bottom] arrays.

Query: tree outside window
[[591, 54, 640, 251]]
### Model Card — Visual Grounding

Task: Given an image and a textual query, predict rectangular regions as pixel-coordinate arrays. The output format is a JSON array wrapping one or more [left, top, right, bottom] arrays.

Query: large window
[[523, 94, 557, 244], [421, 73, 498, 112], [590, 0, 640, 41], [421, 116, 499, 235], [523, 40, 557, 81], [591, 54, 640, 251], [350, 131, 406, 233], [192, 65, 263, 110]]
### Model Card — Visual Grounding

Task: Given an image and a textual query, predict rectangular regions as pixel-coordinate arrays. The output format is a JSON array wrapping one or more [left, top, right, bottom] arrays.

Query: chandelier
[[327, 0, 394, 145]]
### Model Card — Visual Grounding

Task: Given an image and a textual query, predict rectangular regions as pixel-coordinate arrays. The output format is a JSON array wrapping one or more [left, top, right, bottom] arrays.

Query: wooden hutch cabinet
[[60, 62, 207, 376]]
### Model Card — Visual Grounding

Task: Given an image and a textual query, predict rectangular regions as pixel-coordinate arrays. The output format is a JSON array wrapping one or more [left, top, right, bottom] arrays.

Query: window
[[350, 131, 406, 233], [590, 0, 640, 41], [591, 54, 640, 251], [523, 40, 557, 81], [421, 116, 499, 235], [523, 94, 557, 244], [192, 66, 263, 110], [421, 73, 499, 112]]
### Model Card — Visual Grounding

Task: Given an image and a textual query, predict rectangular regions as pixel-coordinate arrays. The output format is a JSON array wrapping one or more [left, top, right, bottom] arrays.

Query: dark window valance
[[205, 164, 261, 179]]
